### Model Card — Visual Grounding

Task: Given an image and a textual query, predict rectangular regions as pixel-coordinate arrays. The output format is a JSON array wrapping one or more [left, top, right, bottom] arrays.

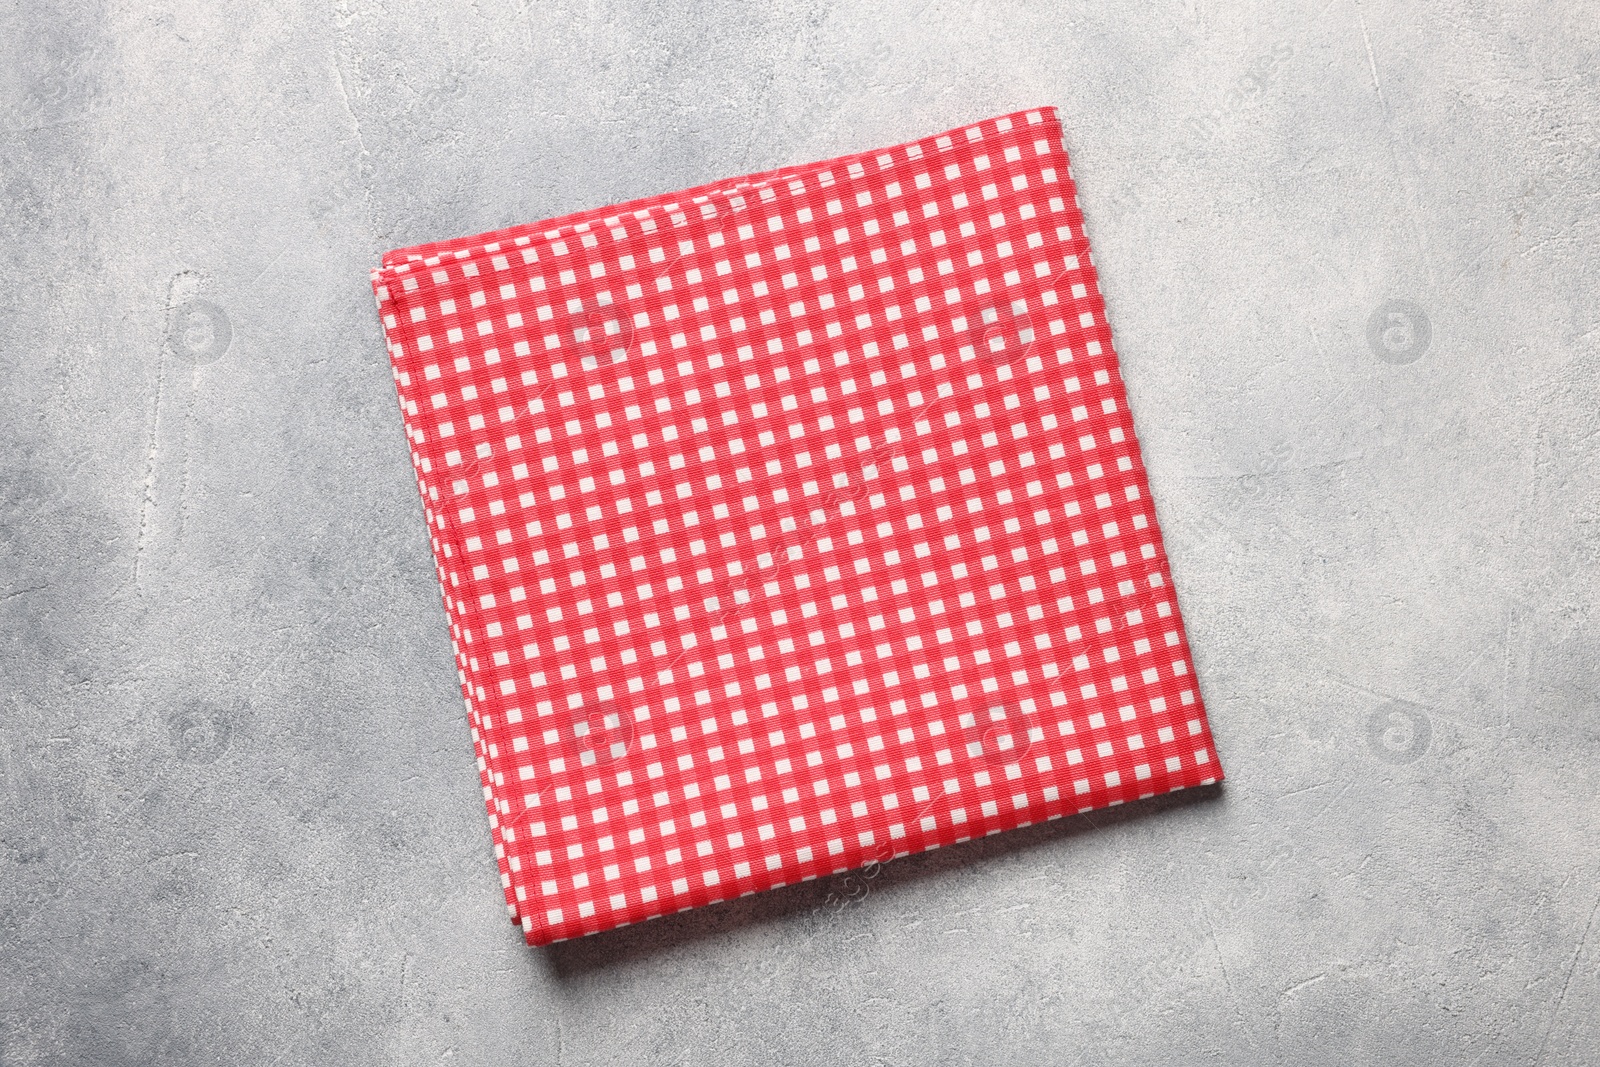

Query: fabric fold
[[371, 106, 1223, 946]]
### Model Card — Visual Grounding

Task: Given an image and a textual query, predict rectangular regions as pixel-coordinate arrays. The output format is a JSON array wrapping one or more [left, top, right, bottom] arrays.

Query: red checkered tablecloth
[[371, 106, 1223, 946]]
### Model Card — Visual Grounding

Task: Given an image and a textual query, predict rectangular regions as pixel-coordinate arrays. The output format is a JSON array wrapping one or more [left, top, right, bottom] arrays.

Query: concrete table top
[[3, 0, 1597, 1063]]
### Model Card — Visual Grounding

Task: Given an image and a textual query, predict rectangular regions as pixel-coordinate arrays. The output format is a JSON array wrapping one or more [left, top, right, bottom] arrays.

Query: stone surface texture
[[2, 0, 1597, 1064]]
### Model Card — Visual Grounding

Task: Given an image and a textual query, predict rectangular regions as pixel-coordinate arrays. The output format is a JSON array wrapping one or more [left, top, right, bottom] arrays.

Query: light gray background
[[3, 0, 1597, 1063]]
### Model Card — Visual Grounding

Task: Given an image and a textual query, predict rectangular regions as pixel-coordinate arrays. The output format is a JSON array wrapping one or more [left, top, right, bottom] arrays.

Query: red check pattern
[[371, 107, 1222, 946]]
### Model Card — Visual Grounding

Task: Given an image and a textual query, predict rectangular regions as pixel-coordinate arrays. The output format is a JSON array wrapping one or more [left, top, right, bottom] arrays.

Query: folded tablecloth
[[371, 106, 1223, 946]]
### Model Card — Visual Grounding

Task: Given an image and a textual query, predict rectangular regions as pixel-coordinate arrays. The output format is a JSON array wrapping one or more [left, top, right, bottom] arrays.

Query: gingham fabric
[[371, 106, 1223, 946]]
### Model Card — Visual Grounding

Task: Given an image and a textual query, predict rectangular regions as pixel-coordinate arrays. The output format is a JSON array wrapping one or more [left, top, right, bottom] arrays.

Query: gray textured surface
[[3, 0, 1598, 1062]]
